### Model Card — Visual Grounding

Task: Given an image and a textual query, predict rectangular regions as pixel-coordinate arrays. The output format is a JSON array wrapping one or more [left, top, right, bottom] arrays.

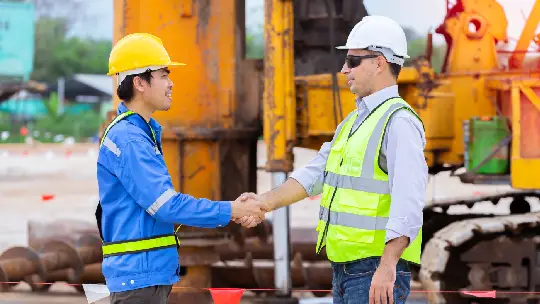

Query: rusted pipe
[[0, 234, 102, 292], [1, 219, 329, 296], [0, 237, 335, 298], [40, 235, 103, 292], [217, 240, 325, 262], [27, 219, 100, 250], [212, 253, 332, 298], [217, 226, 325, 261], [46, 263, 105, 293], [0, 246, 47, 292]]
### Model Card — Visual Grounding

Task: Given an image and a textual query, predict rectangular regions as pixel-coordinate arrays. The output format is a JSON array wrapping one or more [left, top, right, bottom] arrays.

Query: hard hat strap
[[367, 46, 405, 66]]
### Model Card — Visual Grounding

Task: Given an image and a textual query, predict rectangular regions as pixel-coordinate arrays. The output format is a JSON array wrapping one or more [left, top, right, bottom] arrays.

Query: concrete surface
[[0, 141, 535, 303]]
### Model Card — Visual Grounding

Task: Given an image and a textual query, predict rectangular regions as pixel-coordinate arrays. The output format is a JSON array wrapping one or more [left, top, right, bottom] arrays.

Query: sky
[[70, 0, 538, 48]]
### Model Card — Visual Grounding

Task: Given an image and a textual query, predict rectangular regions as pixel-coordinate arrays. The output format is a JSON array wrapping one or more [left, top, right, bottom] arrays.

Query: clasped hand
[[230, 192, 268, 228]]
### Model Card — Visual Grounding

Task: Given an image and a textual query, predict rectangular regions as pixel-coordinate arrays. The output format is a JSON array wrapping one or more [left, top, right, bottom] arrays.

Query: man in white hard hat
[[237, 15, 427, 304]]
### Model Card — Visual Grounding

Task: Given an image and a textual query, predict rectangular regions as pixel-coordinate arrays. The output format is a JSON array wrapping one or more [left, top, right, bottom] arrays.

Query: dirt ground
[[0, 141, 534, 304]]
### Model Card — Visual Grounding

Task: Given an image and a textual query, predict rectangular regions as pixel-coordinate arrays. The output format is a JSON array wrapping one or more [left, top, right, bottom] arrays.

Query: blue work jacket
[[96, 102, 232, 292]]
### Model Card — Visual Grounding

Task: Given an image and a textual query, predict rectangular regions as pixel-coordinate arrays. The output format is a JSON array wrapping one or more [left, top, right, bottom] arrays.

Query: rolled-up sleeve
[[385, 114, 428, 245], [116, 139, 232, 228], [289, 142, 330, 197]]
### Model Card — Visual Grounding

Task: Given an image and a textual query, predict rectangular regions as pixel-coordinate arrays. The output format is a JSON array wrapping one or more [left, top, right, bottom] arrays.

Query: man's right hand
[[230, 195, 268, 226], [232, 193, 269, 228], [233, 179, 309, 228]]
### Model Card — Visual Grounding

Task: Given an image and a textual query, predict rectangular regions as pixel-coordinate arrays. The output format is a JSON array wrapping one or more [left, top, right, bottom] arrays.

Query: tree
[[31, 0, 86, 31], [30, 17, 111, 83], [25, 0, 111, 83]]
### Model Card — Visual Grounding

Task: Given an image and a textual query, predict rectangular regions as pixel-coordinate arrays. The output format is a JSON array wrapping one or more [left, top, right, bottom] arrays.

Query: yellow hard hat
[[107, 33, 185, 76]]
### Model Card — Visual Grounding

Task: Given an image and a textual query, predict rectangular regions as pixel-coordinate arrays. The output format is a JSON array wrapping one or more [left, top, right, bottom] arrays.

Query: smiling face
[[341, 49, 386, 98], [134, 68, 174, 111]]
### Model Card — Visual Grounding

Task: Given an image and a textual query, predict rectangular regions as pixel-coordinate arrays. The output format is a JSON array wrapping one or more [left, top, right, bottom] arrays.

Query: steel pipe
[[0, 234, 102, 292], [211, 253, 332, 298]]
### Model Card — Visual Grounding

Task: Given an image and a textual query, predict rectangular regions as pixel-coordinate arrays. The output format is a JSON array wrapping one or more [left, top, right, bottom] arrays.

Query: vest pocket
[[329, 189, 380, 244], [340, 157, 363, 177], [331, 225, 376, 244], [336, 189, 380, 216]]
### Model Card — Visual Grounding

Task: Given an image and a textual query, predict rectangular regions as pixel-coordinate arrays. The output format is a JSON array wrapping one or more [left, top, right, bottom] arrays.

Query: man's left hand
[[369, 263, 396, 304]]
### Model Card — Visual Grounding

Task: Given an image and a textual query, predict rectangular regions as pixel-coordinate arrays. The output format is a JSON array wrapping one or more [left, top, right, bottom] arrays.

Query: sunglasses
[[345, 55, 380, 69]]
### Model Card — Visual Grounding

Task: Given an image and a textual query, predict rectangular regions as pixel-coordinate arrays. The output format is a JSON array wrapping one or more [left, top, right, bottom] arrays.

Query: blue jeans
[[331, 257, 411, 304]]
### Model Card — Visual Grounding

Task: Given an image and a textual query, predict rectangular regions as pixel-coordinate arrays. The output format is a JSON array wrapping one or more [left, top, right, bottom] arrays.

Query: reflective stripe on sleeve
[[147, 189, 176, 216]]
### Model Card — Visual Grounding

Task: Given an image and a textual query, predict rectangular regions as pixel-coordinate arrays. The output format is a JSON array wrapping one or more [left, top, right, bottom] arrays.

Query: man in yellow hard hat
[[95, 33, 267, 304]]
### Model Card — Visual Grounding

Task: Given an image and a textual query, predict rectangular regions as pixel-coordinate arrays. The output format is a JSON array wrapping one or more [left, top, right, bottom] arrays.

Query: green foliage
[[33, 109, 102, 141], [0, 112, 14, 137], [0, 95, 103, 144], [30, 93, 102, 141], [246, 27, 264, 59], [30, 17, 111, 83], [0, 110, 102, 144], [406, 37, 447, 73], [0, 13, 111, 144], [42, 91, 60, 118]]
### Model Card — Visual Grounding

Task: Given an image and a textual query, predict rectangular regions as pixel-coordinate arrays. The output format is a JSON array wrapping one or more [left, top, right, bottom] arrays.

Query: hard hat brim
[[107, 62, 187, 76], [334, 45, 410, 58], [168, 62, 187, 67]]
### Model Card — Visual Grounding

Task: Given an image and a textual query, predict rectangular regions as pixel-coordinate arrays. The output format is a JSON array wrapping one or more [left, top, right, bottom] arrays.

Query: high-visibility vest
[[97, 111, 180, 258], [315, 97, 423, 265]]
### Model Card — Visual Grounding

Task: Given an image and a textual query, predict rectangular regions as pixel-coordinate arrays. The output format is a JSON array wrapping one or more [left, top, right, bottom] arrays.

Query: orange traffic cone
[[208, 288, 244, 304]]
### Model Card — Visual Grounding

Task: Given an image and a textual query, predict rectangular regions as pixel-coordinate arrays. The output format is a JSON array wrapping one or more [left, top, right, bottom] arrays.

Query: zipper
[[317, 156, 344, 254]]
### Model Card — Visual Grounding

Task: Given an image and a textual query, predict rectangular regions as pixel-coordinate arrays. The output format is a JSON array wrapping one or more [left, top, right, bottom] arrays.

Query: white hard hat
[[337, 15, 409, 66]]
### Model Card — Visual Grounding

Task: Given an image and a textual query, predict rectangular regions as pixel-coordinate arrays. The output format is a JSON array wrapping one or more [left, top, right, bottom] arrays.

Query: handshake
[[230, 192, 271, 228]]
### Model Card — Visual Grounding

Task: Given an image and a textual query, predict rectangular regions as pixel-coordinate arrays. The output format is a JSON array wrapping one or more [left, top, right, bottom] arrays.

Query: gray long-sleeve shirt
[[289, 85, 428, 245]]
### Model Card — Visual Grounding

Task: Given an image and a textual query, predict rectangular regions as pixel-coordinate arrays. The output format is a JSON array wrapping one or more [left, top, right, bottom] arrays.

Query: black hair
[[389, 62, 402, 79], [116, 70, 153, 102], [368, 50, 402, 79]]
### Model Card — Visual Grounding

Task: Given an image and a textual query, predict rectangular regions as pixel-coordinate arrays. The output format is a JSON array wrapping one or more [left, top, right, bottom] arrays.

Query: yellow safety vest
[[315, 97, 423, 265], [98, 111, 180, 258]]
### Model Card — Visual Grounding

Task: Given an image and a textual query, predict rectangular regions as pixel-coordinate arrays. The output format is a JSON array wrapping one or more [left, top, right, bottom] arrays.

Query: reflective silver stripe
[[324, 171, 389, 194], [361, 102, 409, 178], [147, 189, 176, 216], [103, 137, 121, 157], [319, 206, 388, 230]]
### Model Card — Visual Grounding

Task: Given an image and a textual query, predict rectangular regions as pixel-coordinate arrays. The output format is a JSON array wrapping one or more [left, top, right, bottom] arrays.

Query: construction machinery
[[2, 0, 540, 303]]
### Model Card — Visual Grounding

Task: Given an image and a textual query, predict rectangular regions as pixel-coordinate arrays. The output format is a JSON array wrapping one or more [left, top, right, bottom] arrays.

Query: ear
[[133, 76, 146, 93], [375, 56, 387, 75]]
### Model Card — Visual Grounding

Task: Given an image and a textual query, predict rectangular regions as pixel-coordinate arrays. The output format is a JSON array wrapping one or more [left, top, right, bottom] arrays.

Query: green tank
[[465, 116, 510, 175]]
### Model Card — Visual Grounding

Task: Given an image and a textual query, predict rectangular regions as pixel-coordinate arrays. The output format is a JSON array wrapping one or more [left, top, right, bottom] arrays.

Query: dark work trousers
[[110, 285, 172, 304]]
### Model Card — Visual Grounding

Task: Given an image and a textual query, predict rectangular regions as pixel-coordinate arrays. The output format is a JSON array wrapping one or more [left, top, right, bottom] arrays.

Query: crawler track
[[420, 211, 540, 304], [425, 190, 540, 211], [422, 190, 540, 249]]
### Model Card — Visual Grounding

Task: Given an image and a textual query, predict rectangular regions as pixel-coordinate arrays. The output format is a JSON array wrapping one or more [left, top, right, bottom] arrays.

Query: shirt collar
[[355, 85, 400, 112], [117, 102, 162, 132]]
